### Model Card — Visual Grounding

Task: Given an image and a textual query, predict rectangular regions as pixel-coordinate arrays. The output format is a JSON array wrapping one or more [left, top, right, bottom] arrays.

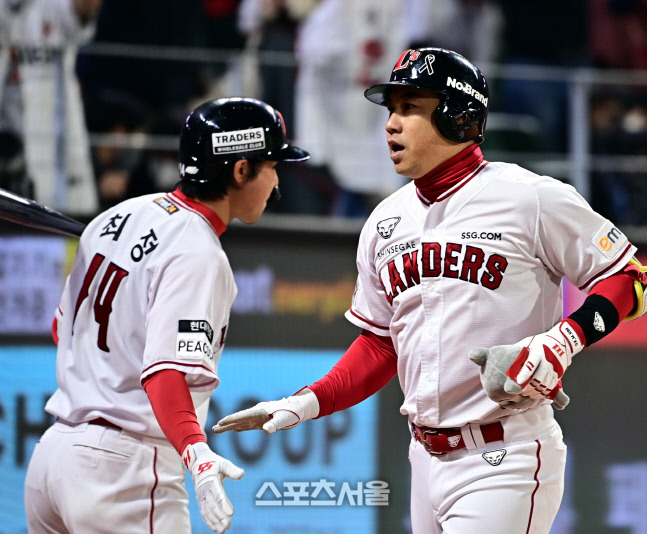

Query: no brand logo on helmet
[[212, 127, 265, 154], [446, 76, 488, 106]]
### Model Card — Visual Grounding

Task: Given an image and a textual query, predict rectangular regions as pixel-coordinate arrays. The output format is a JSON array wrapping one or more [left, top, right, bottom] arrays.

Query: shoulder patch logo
[[482, 449, 506, 466], [154, 196, 179, 214], [377, 217, 401, 239], [592, 222, 628, 259]]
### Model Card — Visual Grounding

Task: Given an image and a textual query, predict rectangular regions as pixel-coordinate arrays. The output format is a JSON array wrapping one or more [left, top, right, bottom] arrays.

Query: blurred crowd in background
[[2, 0, 647, 224]]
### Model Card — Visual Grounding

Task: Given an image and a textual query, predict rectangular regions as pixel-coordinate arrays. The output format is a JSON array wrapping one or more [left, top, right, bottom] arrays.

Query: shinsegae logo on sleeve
[[212, 128, 265, 154]]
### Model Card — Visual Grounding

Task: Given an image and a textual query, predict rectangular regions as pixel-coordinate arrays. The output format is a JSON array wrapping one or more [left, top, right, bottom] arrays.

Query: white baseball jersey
[[346, 161, 636, 428], [46, 191, 236, 437]]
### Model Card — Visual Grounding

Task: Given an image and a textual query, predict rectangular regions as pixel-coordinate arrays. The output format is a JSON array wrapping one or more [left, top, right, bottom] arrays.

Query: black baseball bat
[[0, 187, 86, 237]]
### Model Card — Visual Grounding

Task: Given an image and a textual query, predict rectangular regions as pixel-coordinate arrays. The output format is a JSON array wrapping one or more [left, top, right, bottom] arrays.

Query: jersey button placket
[[418, 222, 442, 422], [419, 280, 441, 424]]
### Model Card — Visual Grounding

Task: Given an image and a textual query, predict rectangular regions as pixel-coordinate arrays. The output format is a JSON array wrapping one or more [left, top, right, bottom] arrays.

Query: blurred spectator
[[587, 1, 647, 226], [293, 0, 407, 218], [84, 89, 182, 211], [203, 0, 246, 80], [84, 89, 151, 210], [234, 0, 339, 216], [589, 0, 647, 70], [404, 0, 503, 66], [77, 0, 205, 122], [0, 128, 33, 198], [493, 0, 588, 153], [237, 0, 316, 135], [0, 0, 101, 215], [590, 91, 647, 225], [76, 0, 210, 208]]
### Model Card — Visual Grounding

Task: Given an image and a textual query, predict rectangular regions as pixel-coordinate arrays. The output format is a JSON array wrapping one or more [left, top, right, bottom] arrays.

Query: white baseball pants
[[24, 421, 191, 534], [409, 405, 566, 534]]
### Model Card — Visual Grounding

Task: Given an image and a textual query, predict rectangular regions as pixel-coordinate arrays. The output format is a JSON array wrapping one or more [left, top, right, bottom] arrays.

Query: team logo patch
[[377, 217, 401, 239], [212, 127, 265, 154], [176, 320, 214, 361], [448, 435, 462, 448], [592, 222, 628, 259], [154, 196, 179, 214], [482, 449, 506, 466]]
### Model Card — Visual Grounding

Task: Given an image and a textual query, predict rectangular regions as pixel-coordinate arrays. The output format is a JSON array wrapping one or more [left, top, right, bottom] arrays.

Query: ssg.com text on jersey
[[461, 232, 502, 241]]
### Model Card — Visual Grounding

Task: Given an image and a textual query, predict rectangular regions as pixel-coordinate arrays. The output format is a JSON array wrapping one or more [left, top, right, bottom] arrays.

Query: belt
[[412, 421, 504, 455]]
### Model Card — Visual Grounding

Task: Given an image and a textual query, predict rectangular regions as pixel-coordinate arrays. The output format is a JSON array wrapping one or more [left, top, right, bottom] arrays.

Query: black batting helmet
[[179, 97, 309, 184], [364, 48, 489, 144]]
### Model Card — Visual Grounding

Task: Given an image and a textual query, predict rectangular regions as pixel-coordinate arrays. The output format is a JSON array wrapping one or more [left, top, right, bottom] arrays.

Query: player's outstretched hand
[[182, 442, 244, 533], [212, 388, 320, 434]]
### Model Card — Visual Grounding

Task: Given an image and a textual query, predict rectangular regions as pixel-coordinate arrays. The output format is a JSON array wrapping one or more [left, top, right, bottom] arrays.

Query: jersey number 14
[[73, 253, 129, 352]]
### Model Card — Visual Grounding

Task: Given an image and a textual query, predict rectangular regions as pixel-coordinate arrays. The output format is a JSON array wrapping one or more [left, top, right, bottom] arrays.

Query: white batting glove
[[182, 442, 244, 533], [505, 320, 584, 402], [212, 388, 320, 434]]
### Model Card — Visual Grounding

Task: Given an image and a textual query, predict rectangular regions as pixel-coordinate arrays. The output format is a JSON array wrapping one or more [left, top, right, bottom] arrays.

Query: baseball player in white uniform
[[213, 49, 647, 533], [23, 97, 309, 533]]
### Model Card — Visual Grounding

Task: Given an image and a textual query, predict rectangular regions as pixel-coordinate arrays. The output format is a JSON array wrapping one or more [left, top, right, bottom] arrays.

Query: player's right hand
[[469, 345, 570, 410], [182, 442, 244, 533], [212, 388, 320, 434]]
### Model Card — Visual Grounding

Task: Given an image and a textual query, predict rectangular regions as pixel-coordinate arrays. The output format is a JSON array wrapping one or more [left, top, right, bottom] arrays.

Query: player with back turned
[[213, 49, 647, 533], [23, 97, 309, 534]]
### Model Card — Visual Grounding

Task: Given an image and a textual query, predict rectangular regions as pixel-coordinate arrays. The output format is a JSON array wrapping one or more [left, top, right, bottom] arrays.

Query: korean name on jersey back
[[378, 240, 508, 305]]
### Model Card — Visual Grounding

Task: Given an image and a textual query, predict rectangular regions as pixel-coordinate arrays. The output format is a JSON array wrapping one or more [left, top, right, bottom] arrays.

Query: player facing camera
[[176, 97, 309, 211], [212, 47, 647, 534]]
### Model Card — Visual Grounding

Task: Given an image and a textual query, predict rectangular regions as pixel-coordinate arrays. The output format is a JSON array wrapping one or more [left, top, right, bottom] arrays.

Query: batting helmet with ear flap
[[364, 48, 489, 144], [179, 97, 309, 184]]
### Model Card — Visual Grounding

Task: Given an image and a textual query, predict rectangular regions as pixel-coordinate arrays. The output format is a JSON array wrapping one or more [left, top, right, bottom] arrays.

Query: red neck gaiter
[[414, 144, 486, 204]]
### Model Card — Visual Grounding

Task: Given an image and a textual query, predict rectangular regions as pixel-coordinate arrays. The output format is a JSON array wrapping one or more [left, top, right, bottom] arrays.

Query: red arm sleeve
[[589, 271, 636, 319], [308, 329, 398, 417], [143, 369, 206, 454], [52, 317, 58, 346]]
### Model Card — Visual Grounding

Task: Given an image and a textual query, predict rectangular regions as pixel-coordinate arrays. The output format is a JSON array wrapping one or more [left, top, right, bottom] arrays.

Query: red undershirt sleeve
[[308, 329, 398, 418], [588, 271, 636, 318], [51, 317, 58, 346], [143, 369, 206, 454]]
